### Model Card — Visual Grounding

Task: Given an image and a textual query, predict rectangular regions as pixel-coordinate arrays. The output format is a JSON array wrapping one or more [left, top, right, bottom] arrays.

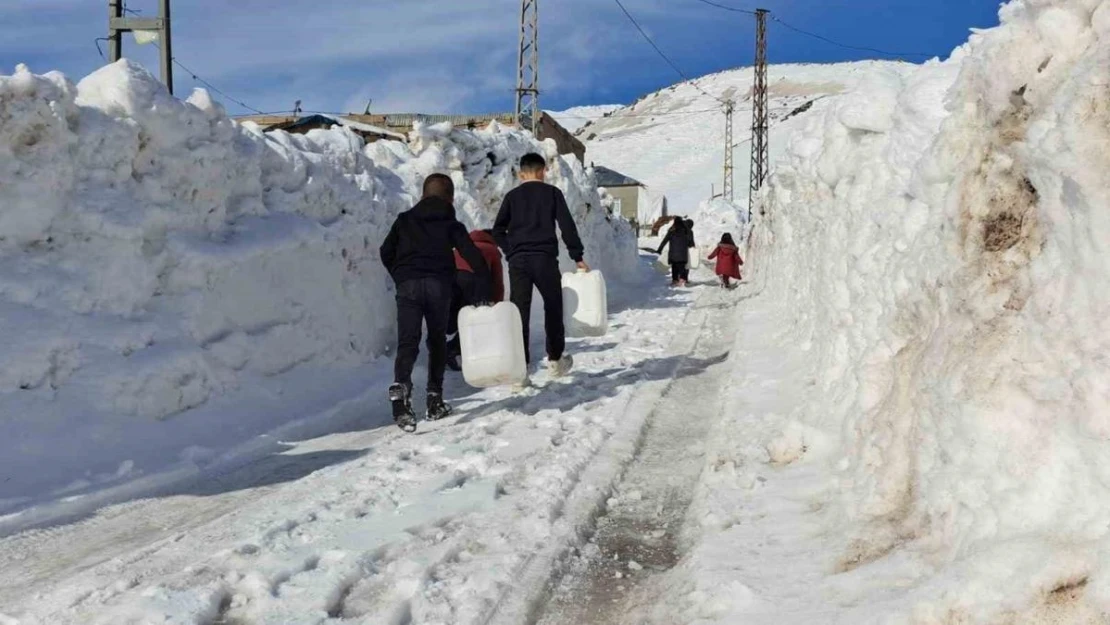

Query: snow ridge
[[746, 0, 1110, 619], [0, 60, 641, 515]]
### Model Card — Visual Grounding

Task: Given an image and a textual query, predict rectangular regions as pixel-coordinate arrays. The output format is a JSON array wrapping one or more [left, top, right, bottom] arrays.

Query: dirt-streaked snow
[[594, 0, 1110, 622]]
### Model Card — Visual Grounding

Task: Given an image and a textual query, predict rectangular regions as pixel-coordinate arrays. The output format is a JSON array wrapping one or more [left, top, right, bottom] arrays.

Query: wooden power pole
[[108, 0, 174, 95], [514, 0, 540, 135], [748, 8, 769, 220]]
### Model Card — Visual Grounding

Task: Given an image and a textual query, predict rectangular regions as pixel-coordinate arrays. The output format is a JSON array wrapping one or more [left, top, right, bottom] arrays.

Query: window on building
[[612, 198, 622, 215]]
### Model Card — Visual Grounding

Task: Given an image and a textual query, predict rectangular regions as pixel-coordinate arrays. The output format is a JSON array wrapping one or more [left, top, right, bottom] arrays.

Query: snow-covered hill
[[0, 60, 642, 518], [546, 104, 621, 134], [580, 60, 920, 232]]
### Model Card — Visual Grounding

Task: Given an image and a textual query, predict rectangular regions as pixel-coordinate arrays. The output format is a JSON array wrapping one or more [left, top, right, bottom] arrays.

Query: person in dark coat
[[708, 232, 744, 289], [446, 229, 505, 371], [380, 173, 492, 432], [492, 153, 589, 382], [657, 216, 694, 286]]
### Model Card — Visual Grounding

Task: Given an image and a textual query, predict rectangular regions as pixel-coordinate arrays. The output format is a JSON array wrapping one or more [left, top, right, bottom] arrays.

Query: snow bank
[[688, 198, 747, 252], [0, 60, 639, 515], [750, 0, 1110, 619]]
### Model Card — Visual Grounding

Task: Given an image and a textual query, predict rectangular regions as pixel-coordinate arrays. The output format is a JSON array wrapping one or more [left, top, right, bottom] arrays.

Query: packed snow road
[[534, 286, 737, 625], [0, 268, 740, 625]]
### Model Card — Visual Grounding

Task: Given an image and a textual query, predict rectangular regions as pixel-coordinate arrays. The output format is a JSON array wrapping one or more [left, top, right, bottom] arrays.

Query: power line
[[770, 15, 933, 59], [687, 0, 756, 14], [169, 57, 267, 114], [684, 0, 935, 60], [612, 0, 727, 106], [554, 108, 723, 120], [144, 42, 266, 114]]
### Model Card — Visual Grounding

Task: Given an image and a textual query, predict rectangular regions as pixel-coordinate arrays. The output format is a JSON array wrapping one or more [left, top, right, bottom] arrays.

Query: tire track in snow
[[486, 286, 737, 625], [1, 278, 698, 624], [532, 288, 738, 625]]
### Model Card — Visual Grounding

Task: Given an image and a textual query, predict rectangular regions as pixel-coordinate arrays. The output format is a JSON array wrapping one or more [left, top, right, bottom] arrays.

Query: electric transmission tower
[[514, 0, 540, 135], [748, 8, 769, 219], [723, 101, 734, 202], [107, 0, 174, 94]]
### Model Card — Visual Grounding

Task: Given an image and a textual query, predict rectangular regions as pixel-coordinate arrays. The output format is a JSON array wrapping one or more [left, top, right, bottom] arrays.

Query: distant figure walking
[[492, 153, 589, 383], [380, 174, 492, 432], [657, 216, 694, 287], [708, 233, 744, 289]]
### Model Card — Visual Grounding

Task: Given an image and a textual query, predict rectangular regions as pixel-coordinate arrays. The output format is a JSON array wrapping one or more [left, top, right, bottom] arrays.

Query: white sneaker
[[547, 355, 574, 378], [512, 377, 533, 392]]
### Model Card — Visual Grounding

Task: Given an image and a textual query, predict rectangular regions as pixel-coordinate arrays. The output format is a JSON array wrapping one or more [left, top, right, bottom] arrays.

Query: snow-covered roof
[[334, 117, 406, 141], [594, 165, 643, 188], [269, 114, 406, 141]]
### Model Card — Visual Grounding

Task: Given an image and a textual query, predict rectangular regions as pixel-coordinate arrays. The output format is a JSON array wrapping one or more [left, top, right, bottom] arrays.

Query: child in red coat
[[707, 233, 743, 289]]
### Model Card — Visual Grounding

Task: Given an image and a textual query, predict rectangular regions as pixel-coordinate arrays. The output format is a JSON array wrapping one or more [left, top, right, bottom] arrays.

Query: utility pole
[[723, 101, 734, 202], [514, 0, 540, 135], [107, 0, 174, 95], [748, 8, 769, 220]]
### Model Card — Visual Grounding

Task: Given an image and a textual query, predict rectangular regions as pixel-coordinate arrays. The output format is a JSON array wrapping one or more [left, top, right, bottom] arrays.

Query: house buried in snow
[[593, 165, 645, 224], [236, 114, 407, 144], [235, 111, 585, 162]]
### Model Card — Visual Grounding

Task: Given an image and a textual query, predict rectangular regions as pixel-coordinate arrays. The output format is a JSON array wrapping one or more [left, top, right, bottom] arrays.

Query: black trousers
[[509, 254, 565, 364], [671, 262, 689, 282], [394, 276, 452, 393], [446, 272, 479, 357]]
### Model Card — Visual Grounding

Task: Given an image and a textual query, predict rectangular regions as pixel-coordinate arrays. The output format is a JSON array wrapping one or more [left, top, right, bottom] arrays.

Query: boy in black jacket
[[492, 153, 589, 382], [380, 174, 492, 432]]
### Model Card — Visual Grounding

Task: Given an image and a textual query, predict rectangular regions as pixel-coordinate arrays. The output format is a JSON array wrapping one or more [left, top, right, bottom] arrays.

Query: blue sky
[[0, 1, 1001, 116]]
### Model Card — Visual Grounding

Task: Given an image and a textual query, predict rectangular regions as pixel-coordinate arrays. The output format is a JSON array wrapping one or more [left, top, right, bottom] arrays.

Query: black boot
[[426, 392, 453, 421], [389, 383, 416, 433], [446, 336, 462, 372]]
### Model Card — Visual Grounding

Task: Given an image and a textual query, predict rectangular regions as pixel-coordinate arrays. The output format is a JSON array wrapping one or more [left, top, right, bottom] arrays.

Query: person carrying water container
[[657, 216, 694, 287], [492, 153, 589, 383], [446, 229, 505, 372], [380, 174, 493, 432], [708, 232, 744, 289]]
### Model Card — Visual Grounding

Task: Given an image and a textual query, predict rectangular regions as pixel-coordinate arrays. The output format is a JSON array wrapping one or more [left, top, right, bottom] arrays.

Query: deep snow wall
[[754, 0, 1110, 619], [0, 60, 639, 512]]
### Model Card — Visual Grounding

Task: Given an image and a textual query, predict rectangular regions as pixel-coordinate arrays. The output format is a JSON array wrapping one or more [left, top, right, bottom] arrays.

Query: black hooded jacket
[[657, 223, 694, 264], [380, 197, 492, 299]]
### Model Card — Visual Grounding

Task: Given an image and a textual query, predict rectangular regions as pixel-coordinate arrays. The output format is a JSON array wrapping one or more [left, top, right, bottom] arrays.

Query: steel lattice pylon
[[515, 0, 540, 135], [723, 101, 734, 202], [748, 8, 769, 219]]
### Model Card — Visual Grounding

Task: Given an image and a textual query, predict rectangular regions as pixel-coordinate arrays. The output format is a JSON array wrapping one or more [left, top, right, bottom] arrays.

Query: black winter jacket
[[380, 197, 492, 299], [657, 227, 694, 264], [492, 181, 585, 263]]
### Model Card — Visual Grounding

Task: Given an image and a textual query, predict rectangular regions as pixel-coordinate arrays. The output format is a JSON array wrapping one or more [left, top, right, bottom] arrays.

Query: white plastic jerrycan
[[689, 245, 701, 269], [458, 302, 528, 388], [562, 269, 608, 337]]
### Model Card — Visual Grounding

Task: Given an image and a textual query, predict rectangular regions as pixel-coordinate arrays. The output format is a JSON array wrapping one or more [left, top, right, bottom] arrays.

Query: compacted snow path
[[534, 286, 737, 625], [0, 269, 736, 625]]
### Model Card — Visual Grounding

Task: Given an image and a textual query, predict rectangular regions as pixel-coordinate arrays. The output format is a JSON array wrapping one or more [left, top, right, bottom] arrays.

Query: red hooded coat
[[454, 230, 505, 302], [708, 244, 743, 279]]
